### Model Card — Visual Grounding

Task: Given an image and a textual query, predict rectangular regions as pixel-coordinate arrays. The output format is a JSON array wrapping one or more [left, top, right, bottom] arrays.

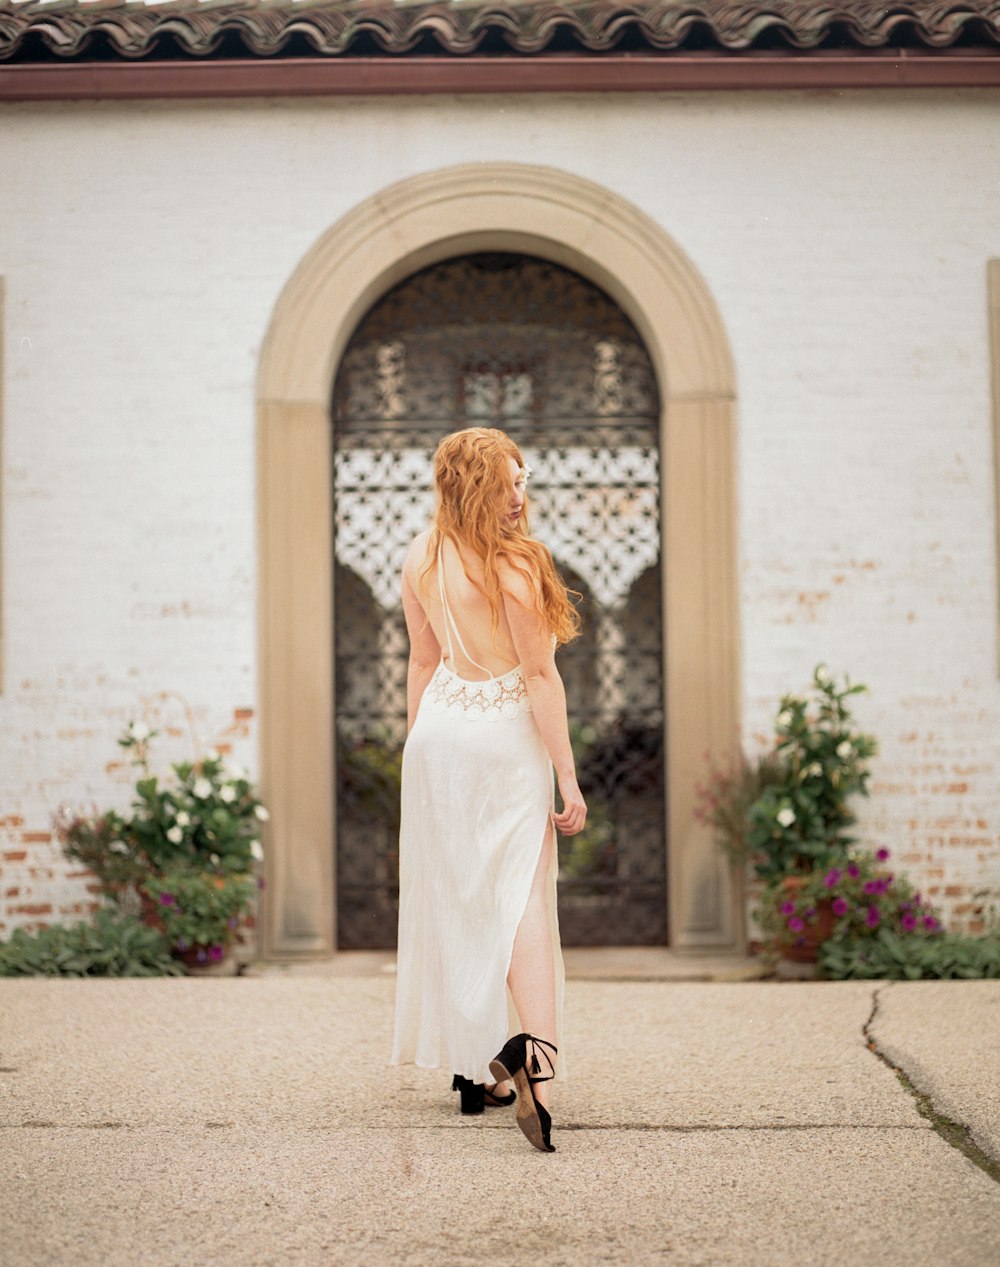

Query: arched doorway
[[332, 252, 665, 948], [257, 163, 740, 958]]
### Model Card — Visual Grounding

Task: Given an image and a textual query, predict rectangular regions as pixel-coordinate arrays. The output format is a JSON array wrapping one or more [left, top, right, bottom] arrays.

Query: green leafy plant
[[697, 665, 878, 880], [53, 719, 266, 965], [819, 927, 1000, 980], [141, 867, 257, 966], [0, 910, 182, 977]]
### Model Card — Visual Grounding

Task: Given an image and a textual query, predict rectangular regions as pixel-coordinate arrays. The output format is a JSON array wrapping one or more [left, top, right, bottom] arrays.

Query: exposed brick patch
[[20, 831, 52, 843]]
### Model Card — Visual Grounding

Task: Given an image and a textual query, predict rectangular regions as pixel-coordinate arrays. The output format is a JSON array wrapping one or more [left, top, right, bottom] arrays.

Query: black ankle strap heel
[[451, 1074, 485, 1115], [488, 1033, 558, 1153]]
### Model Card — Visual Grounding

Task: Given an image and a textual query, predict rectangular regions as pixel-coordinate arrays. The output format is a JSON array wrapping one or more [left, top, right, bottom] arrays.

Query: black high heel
[[484, 1084, 516, 1108], [451, 1074, 485, 1115], [489, 1033, 557, 1153]]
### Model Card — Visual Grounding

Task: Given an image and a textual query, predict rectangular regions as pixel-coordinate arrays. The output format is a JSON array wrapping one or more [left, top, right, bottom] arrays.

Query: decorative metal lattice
[[333, 253, 666, 948]]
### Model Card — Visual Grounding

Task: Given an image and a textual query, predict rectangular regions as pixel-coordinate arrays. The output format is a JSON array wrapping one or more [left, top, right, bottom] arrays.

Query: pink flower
[[832, 897, 849, 917], [209, 945, 225, 962], [823, 868, 842, 888], [787, 915, 805, 933], [847, 862, 860, 878], [865, 906, 880, 929], [158, 892, 176, 907], [923, 915, 940, 931], [780, 901, 796, 916], [901, 912, 918, 931], [864, 881, 879, 895], [876, 848, 890, 862]]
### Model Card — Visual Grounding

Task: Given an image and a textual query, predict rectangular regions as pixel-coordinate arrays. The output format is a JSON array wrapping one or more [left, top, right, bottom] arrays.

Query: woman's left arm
[[402, 562, 440, 734]]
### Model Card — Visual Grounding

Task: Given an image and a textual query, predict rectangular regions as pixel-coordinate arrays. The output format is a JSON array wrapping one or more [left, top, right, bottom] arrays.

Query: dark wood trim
[[2, 52, 1000, 101]]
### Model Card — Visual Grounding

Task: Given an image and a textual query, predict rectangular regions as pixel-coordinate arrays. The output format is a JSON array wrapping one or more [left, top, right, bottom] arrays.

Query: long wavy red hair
[[423, 427, 580, 646]]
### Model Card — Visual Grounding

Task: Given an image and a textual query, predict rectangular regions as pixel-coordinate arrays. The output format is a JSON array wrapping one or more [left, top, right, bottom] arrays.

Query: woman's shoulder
[[497, 548, 541, 604], [405, 530, 432, 563], [401, 531, 432, 584]]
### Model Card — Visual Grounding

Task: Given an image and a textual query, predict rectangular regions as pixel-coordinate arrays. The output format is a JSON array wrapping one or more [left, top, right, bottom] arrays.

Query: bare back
[[404, 531, 520, 681]]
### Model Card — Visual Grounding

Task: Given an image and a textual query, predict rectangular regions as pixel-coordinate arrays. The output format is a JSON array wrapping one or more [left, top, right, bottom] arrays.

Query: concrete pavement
[[1, 964, 998, 1266]]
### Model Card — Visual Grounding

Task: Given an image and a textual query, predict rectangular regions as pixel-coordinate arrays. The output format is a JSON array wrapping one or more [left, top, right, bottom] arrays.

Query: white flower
[[205, 748, 220, 762], [254, 805, 270, 822], [175, 811, 191, 827], [807, 762, 823, 778], [836, 740, 852, 759], [209, 852, 220, 866], [109, 839, 129, 855], [166, 825, 184, 844], [777, 710, 793, 727], [220, 785, 237, 803], [225, 762, 247, 782], [130, 721, 150, 741], [776, 807, 796, 828], [250, 840, 264, 862], [815, 666, 831, 686], [192, 778, 213, 799]]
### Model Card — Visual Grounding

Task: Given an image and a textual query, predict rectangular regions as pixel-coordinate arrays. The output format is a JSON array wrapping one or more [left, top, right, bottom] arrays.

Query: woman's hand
[[552, 773, 587, 836]]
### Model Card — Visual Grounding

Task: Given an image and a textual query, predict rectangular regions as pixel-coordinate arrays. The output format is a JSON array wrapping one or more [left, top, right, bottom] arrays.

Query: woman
[[390, 426, 587, 1153]]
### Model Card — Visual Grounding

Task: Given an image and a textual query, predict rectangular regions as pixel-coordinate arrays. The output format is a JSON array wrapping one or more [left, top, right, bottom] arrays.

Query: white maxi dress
[[390, 548, 565, 1084]]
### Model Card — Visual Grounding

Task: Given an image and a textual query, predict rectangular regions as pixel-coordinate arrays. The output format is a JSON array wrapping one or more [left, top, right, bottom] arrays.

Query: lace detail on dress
[[425, 662, 531, 722]]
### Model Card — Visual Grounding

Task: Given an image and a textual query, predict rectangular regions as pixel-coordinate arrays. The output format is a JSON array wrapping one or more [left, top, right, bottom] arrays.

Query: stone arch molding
[[257, 163, 741, 957]]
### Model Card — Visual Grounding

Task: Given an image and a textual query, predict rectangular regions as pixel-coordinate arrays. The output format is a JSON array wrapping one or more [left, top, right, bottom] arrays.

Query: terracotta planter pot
[[172, 942, 234, 978], [779, 875, 837, 963]]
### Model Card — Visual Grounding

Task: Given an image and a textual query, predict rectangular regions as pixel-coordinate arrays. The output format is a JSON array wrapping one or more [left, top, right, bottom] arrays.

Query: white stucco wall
[[2, 89, 999, 937]]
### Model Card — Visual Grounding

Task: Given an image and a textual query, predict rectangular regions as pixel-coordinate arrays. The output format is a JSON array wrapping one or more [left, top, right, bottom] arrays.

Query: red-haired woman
[[390, 426, 587, 1153]]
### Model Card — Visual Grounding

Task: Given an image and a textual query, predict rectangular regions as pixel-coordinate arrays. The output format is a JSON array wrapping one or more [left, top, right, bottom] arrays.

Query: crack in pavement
[[863, 982, 1000, 1186]]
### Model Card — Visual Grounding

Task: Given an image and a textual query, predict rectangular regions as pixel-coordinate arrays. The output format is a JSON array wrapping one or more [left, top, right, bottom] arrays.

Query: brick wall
[[1, 90, 998, 941]]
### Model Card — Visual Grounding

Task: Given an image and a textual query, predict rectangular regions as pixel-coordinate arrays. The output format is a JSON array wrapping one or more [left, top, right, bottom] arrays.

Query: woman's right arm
[[401, 545, 440, 735], [500, 565, 587, 837]]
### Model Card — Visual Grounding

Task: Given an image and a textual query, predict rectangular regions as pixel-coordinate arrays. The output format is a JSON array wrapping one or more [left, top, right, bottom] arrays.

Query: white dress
[[390, 546, 565, 1084]]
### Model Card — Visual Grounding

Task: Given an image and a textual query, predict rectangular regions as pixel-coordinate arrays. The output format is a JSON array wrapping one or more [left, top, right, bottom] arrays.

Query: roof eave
[[3, 49, 1000, 101]]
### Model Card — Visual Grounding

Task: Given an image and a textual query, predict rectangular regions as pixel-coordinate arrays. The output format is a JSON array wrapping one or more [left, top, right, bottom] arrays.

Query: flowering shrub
[[54, 721, 267, 965], [696, 665, 877, 880], [140, 867, 257, 965], [757, 847, 942, 954]]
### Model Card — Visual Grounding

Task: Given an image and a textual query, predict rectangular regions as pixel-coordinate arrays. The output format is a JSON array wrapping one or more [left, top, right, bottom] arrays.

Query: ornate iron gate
[[332, 253, 666, 947]]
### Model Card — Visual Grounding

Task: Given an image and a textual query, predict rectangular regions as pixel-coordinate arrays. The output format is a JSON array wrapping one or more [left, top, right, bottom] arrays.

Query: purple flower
[[865, 906, 880, 929], [913, 892, 922, 905], [158, 892, 176, 906], [923, 916, 940, 931], [876, 848, 890, 862], [823, 868, 842, 888], [847, 862, 860, 879], [804, 907, 817, 919], [832, 896, 849, 917], [195, 948, 208, 964], [209, 945, 224, 962], [175, 937, 189, 952], [228, 916, 239, 930], [901, 913, 918, 931], [780, 901, 796, 916], [787, 915, 805, 933]]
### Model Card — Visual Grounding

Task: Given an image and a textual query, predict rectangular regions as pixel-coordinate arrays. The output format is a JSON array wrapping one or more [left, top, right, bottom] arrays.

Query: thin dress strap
[[436, 541, 496, 681]]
